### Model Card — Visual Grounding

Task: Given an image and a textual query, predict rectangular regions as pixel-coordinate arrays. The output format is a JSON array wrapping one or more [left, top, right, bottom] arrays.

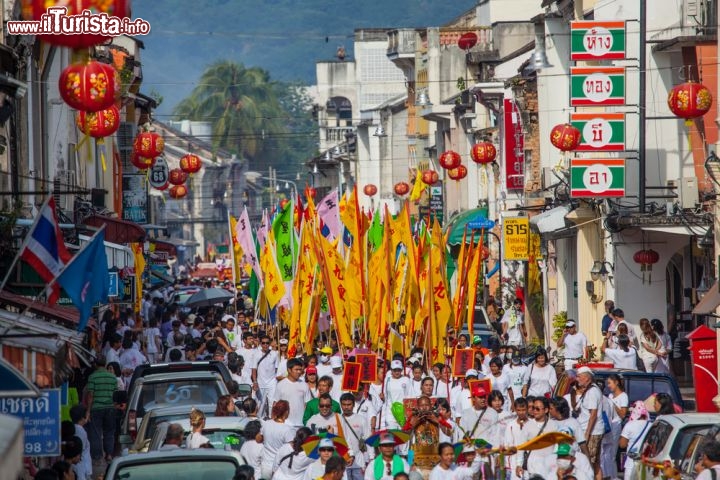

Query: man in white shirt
[[557, 320, 588, 371], [352, 389, 378, 435], [458, 386, 498, 448], [273, 358, 311, 427], [222, 315, 243, 351], [573, 366, 604, 479], [520, 396, 559, 477], [381, 360, 411, 429], [236, 332, 258, 380], [337, 393, 371, 480], [504, 397, 530, 480], [501, 298, 528, 347], [329, 356, 345, 401], [119, 338, 147, 372], [451, 369, 479, 420], [253, 334, 279, 418]]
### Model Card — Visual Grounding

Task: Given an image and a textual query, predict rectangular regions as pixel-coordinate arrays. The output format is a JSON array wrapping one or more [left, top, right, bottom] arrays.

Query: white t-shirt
[[503, 364, 528, 398], [272, 443, 315, 480], [696, 466, 720, 480], [274, 378, 311, 426], [428, 460, 481, 480], [563, 332, 588, 359], [186, 432, 210, 449], [119, 348, 147, 372], [524, 363, 557, 397], [254, 349, 279, 388], [620, 419, 651, 455], [144, 327, 161, 354], [555, 417, 586, 446], [260, 420, 294, 469], [608, 391, 629, 423], [576, 385, 605, 436], [501, 309, 524, 345], [604, 347, 637, 369]]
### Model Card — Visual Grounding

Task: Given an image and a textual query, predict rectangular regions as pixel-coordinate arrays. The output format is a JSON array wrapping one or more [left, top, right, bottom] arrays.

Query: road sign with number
[[570, 67, 625, 106], [503, 216, 529, 261], [571, 21, 626, 60], [0, 389, 61, 456], [149, 156, 169, 189], [570, 159, 625, 198], [570, 113, 625, 151]]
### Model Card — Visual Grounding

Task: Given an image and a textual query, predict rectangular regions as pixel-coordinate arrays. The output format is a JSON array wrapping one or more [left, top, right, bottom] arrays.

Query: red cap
[[470, 386, 487, 398], [306, 366, 317, 375]]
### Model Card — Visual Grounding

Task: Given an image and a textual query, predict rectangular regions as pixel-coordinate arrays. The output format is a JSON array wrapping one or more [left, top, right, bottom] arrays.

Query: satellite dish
[[458, 32, 478, 51]]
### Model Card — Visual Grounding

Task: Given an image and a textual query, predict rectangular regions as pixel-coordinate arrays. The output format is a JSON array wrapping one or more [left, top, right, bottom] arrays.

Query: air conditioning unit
[[678, 176, 698, 209]]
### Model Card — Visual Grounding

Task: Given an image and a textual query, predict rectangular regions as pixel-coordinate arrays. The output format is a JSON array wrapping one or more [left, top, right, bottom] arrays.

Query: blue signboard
[[108, 271, 119, 297], [467, 217, 496, 230], [0, 389, 61, 456]]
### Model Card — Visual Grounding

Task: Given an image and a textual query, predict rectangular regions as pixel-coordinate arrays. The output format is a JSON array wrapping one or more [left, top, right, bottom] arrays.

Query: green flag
[[367, 209, 383, 252], [272, 201, 295, 281]]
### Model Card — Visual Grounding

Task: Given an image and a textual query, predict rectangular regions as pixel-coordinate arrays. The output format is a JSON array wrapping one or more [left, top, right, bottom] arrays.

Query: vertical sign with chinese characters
[[356, 354, 378, 383], [570, 67, 625, 106], [570, 159, 625, 197], [570, 21, 626, 60], [503, 98, 524, 190], [341, 362, 362, 392], [502, 216, 530, 261], [570, 113, 625, 151]]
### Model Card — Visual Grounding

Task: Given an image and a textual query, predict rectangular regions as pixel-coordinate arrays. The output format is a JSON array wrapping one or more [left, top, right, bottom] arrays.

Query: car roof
[[143, 404, 217, 418], [589, 368, 675, 378], [110, 448, 241, 466], [653, 413, 720, 427], [138, 371, 224, 383], [166, 416, 246, 431], [129, 361, 231, 390]]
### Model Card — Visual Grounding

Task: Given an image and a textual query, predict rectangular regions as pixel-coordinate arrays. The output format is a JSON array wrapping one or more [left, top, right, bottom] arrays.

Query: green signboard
[[571, 21, 626, 60], [570, 159, 625, 198], [570, 113, 625, 152], [570, 67, 625, 106]]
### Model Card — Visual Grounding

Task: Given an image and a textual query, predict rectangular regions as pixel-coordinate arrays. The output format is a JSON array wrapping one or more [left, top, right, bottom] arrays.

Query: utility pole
[[638, 0, 647, 212]]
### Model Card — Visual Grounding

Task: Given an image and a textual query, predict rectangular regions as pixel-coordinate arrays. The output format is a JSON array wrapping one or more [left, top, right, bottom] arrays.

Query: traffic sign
[[570, 21, 626, 60], [467, 217, 495, 230], [503, 217, 529, 261], [570, 159, 625, 198], [149, 156, 169, 189], [0, 389, 61, 456], [570, 113, 625, 151], [108, 271, 119, 297], [570, 67, 625, 106]]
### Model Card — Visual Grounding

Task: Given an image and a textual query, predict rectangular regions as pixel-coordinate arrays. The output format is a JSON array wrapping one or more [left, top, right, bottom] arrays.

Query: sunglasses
[[319, 447, 334, 452], [530, 406, 545, 410], [319, 404, 332, 408], [261, 341, 270, 345]]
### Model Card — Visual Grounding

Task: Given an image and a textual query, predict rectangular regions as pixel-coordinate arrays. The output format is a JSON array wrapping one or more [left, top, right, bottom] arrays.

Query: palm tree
[[174, 61, 285, 160]]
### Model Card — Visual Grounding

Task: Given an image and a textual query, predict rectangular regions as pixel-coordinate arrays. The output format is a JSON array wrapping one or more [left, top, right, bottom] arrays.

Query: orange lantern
[[550, 123, 582, 152], [667, 81, 713, 121], [168, 168, 188, 186], [59, 61, 117, 112], [363, 184, 378, 197], [439, 150, 461, 170], [75, 105, 119, 138], [21, 0, 131, 48], [133, 131, 165, 159], [470, 142, 497, 164], [179, 154, 202, 174], [394, 182, 410, 196], [422, 170, 439, 185], [169, 184, 188, 199], [130, 152, 155, 170], [448, 164, 468, 181]]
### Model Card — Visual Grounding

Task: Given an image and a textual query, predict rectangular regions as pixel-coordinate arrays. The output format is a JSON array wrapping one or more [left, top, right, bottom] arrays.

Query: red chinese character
[[338, 284, 347, 301], [333, 264, 344, 281], [433, 282, 446, 299]]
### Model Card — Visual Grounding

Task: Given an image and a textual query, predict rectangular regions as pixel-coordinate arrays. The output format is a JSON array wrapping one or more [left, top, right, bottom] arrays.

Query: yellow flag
[[427, 218, 453, 363], [292, 222, 320, 350], [131, 243, 145, 316], [229, 215, 244, 283], [316, 235, 354, 348], [409, 169, 427, 201], [260, 230, 286, 308], [465, 239, 484, 338]]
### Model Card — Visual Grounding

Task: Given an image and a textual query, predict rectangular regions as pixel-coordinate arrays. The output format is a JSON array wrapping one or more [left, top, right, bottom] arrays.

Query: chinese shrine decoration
[[168, 168, 188, 186], [439, 150, 461, 170], [75, 105, 120, 171], [470, 142, 497, 164], [179, 154, 202, 175], [130, 152, 155, 170], [59, 61, 117, 112], [169, 184, 188, 199], [633, 248, 660, 284], [422, 170, 439, 185], [448, 164, 468, 181], [667, 81, 713, 124], [394, 182, 410, 196], [363, 184, 378, 197], [21, 0, 131, 49], [550, 123, 582, 152], [133, 131, 165, 159]]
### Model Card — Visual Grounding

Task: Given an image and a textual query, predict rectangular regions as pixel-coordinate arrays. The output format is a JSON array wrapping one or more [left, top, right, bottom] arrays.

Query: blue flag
[[58, 230, 109, 331]]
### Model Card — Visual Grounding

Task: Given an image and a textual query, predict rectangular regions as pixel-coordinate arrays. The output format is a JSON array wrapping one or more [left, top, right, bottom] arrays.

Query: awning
[[445, 208, 494, 246], [0, 291, 79, 326], [692, 281, 720, 315], [0, 357, 40, 398], [0, 414, 24, 479], [83, 214, 146, 244]]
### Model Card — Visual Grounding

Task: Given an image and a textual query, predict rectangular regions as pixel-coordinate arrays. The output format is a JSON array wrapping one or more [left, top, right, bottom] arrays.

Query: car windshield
[[137, 380, 222, 416], [670, 426, 711, 460], [112, 459, 237, 480], [626, 377, 677, 404]]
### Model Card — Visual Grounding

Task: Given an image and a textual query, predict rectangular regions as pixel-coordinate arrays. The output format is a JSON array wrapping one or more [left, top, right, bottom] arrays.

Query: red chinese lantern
[[168, 168, 188, 186], [550, 123, 582, 152], [394, 182, 410, 196], [179, 154, 202, 174], [21, 0, 131, 48], [363, 184, 378, 197], [422, 170, 439, 185], [133, 131, 165, 159], [75, 105, 119, 138], [470, 142, 497, 164], [169, 184, 188, 199], [59, 61, 117, 112], [633, 248, 660, 284], [668, 81, 713, 121], [130, 152, 155, 170], [305, 187, 317, 199], [448, 164, 468, 181], [439, 150, 461, 170]]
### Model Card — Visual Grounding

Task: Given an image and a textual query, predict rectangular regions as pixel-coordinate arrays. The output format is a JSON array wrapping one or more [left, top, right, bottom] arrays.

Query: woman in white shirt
[[619, 401, 652, 480], [601, 374, 629, 479], [187, 409, 211, 449], [428, 442, 481, 480], [261, 400, 295, 480], [522, 349, 557, 398], [272, 427, 315, 480], [601, 334, 638, 369], [651, 319, 673, 374], [239, 420, 264, 477], [487, 357, 511, 409]]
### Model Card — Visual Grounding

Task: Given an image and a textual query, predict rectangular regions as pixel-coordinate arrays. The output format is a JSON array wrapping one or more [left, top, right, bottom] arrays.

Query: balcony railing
[[324, 127, 355, 143]]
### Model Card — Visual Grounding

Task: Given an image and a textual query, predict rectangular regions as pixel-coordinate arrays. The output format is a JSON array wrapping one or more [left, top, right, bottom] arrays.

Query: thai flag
[[19, 198, 71, 304]]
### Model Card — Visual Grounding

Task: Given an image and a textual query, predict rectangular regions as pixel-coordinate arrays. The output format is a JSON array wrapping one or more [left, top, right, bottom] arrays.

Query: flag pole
[[0, 196, 52, 295], [227, 210, 238, 289]]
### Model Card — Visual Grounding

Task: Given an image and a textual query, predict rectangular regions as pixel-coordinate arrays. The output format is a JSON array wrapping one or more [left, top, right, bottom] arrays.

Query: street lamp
[[590, 260, 614, 282]]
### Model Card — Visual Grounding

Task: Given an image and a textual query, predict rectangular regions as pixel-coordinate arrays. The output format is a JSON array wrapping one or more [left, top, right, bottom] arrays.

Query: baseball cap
[[472, 335, 482, 345], [330, 356, 343, 369], [470, 385, 487, 398], [390, 360, 403, 370], [279, 338, 289, 345], [576, 366, 594, 377], [465, 369, 479, 378], [555, 443, 575, 456], [378, 432, 396, 445], [565, 320, 576, 328], [319, 346, 333, 355], [306, 366, 318, 375], [462, 443, 476, 453], [319, 438, 335, 449]]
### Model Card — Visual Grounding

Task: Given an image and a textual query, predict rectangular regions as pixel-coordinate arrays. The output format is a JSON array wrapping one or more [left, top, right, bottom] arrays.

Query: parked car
[[677, 424, 720, 479], [121, 369, 230, 448], [123, 403, 217, 454], [628, 413, 720, 479], [554, 368, 689, 414], [148, 416, 246, 456], [104, 448, 244, 480], [128, 361, 232, 394]]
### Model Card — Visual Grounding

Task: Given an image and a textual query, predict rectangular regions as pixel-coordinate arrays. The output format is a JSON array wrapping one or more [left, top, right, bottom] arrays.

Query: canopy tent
[[0, 414, 24, 479]]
